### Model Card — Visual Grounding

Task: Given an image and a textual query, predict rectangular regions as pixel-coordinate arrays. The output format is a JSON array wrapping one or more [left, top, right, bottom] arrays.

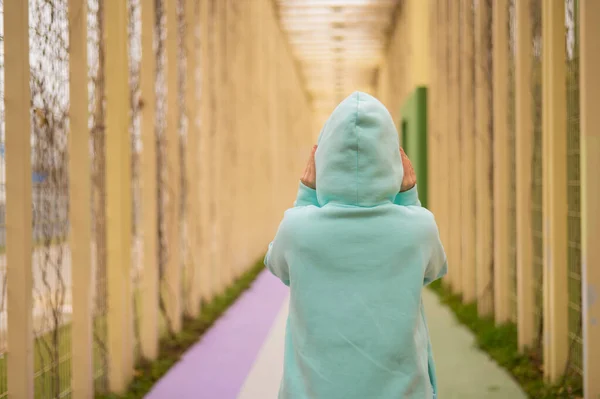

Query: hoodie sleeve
[[424, 221, 448, 286], [264, 215, 291, 286], [294, 181, 319, 207], [393, 185, 421, 207], [266, 183, 314, 285]]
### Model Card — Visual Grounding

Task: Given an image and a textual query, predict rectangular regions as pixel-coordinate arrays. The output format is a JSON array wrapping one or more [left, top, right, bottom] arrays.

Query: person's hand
[[400, 147, 416, 192], [301, 145, 317, 189]]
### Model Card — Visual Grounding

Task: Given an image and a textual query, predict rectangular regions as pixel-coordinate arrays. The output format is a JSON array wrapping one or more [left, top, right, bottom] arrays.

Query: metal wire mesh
[[0, 1, 7, 397], [530, 0, 544, 358], [565, 0, 582, 379], [507, 0, 518, 323], [28, 1, 73, 396], [88, 0, 109, 392]]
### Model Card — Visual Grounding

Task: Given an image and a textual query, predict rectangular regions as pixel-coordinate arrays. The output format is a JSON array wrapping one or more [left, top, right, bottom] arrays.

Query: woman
[[265, 92, 447, 399]]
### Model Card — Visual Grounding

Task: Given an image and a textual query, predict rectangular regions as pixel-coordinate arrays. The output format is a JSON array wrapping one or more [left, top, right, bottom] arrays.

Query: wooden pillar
[[238, 1, 249, 274], [68, 0, 93, 396], [427, 0, 438, 219], [198, 0, 213, 302], [448, 0, 462, 294], [460, 0, 476, 302], [213, 0, 225, 292], [218, 0, 228, 288], [4, 1, 34, 398], [140, 0, 158, 359], [515, 0, 535, 350], [104, 0, 133, 392], [222, 0, 234, 284], [253, 0, 263, 262], [185, 0, 201, 318], [541, 0, 569, 383], [207, 0, 220, 297], [493, 0, 511, 324], [165, 0, 182, 333], [580, 2, 600, 396], [413, 1, 430, 86], [233, 0, 244, 278], [227, 0, 237, 278], [437, 0, 449, 287], [475, 0, 494, 316], [268, 7, 279, 263]]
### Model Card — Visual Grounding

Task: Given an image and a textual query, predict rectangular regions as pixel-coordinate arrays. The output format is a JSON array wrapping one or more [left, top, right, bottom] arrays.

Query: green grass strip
[[97, 259, 266, 399], [428, 280, 583, 399]]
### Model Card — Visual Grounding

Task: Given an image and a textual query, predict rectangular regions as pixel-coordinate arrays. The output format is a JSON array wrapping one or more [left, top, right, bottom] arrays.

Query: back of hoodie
[[265, 92, 447, 399]]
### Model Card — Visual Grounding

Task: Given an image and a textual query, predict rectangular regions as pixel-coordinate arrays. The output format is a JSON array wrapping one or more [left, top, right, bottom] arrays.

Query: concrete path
[[237, 296, 289, 399], [146, 271, 527, 398], [424, 290, 527, 399], [145, 271, 289, 399]]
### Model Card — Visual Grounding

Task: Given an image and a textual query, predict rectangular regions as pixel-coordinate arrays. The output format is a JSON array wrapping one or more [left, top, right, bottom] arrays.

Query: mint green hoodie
[[265, 92, 447, 399]]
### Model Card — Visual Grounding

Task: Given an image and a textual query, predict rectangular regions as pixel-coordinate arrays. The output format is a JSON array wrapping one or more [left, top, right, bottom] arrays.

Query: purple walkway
[[145, 271, 289, 399]]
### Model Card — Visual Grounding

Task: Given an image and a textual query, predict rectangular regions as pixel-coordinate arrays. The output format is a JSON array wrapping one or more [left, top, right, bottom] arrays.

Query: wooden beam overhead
[[276, 0, 399, 108]]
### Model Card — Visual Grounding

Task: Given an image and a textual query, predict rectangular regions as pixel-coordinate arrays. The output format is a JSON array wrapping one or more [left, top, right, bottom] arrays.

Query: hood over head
[[315, 91, 403, 207]]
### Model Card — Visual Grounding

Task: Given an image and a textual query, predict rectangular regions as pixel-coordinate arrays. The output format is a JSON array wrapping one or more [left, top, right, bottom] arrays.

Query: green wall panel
[[400, 86, 428, 208]]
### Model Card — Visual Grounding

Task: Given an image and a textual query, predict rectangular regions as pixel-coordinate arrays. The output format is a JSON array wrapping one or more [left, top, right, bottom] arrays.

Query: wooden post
[[267, 5, 278, 255], [222, 0, 233, 285], [211, 0, 223, 293], [541, 0, 569, 383], [460, 0, 476, 303], [493, 0, 511, 324], [104, 0, 133, 392], [217, 0, 227, 289], [198, 0, 213, 302], [475, 0, 494, 316], [437, 0, 449, 287], [427, 0, 438, 219], [448, 0, 462, 294], [185, 0, 201, 318], [207, 0, 220, 297], [68, 0, 93, 396], [580, 1, 600, 396], [238, 1, 249, 275], [140, 0, 158, 360], [412, 1, 429, 87], [165, 0, 182, 333], [255, 0, 265, 262], [515, 0, 535, 350], [4, 1, 34, 398], [236, 0, 249, 277], [231, 0, 243, 279]]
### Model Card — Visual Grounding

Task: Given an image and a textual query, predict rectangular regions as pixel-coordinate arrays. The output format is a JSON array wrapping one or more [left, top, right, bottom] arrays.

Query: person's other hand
[[301, 145, 317, 189], [400, 147, 416, 192]]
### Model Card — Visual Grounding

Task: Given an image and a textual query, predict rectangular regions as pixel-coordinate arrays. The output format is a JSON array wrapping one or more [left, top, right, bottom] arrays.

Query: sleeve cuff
[[294, 181, 319, 207], [394, 185, 421, 206], [424, 261, 448, 286]]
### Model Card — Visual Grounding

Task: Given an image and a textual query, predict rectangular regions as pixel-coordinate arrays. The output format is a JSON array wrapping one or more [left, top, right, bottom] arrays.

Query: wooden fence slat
[[68, 0, 94, 396], [104, 0, 134, 391], [493, 0, 511, 324], [140, 0, 159, 360], [541, 0, 569, 383], [515, 0, 536, 351], [580, 1, 600, 395], [165, 0, 182, 333], [4, 1, 35, 397]]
